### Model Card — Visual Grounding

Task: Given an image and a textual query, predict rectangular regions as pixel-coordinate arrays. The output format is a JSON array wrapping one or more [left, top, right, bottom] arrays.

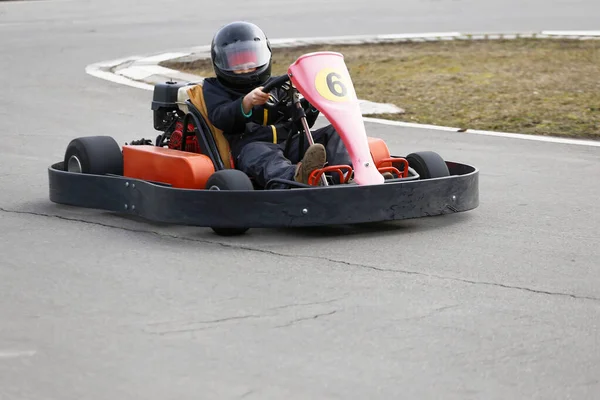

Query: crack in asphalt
[[340, 260, 600, 301], [152, 314, 264, 335], [143, 297, 345, 335], [3, 207, 600, 302], [150, 311, 342, 335], [240, 389, 257, 399], [400, 304, 461, 322], [275, 310, 338, 328], [147, 314, 263, 327], [267, 298, 342, 310]]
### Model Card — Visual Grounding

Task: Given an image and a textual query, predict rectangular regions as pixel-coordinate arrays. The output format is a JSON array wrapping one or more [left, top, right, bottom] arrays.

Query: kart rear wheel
[[64, 136, 123, 175], [206, 169, 254, 236], [406, 151, 450, 179]]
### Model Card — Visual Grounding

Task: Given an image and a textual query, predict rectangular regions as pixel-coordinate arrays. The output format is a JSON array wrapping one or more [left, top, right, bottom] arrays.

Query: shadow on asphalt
[[264, 212, 473, 239]]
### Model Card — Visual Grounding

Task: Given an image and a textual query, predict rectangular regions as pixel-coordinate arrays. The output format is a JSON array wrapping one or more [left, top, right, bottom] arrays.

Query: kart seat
[[178, 82, 234, 169]]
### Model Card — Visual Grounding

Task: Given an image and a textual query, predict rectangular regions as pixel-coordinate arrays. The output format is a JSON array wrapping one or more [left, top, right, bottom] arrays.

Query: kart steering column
[[262, 75, 328, 186], [292, 91, 328, 186]]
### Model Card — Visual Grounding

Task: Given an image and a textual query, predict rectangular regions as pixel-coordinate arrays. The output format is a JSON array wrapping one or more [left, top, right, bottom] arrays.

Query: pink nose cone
[[352, 158, 385, 185], [288, 51, 386, 185]]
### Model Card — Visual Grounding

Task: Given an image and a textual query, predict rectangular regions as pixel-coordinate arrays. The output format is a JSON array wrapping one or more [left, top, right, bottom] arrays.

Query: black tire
[[64, 136, 123, 175], [206, 169, 254, 236], [406, 151, 450, 179]]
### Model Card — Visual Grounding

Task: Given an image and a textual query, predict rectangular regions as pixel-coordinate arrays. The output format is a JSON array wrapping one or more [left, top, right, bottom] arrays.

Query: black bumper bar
[[48, 162, 478, 228]]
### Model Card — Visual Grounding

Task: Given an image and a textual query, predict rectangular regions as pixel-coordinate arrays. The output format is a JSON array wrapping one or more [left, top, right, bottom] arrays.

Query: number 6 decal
[[326, 72, 348, 97], [315, 68, 352, 102]]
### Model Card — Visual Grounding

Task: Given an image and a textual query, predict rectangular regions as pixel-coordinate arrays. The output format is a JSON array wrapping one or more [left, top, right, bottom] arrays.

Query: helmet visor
[[214, 40, 271, 72]]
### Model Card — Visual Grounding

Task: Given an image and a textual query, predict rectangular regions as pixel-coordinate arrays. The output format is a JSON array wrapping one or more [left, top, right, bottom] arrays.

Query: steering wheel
[[260, 74, 316, 124], [261, 74, 291, 94], [261, 74, 292, 111]]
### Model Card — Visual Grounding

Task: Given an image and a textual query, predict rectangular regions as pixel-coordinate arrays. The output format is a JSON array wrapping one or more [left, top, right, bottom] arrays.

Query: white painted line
[[0, 350, 37, 359], [543, 30, 600, 36], [270, 35, 371, 44], [462, 128, 600, 147], [358, 100, 404, 115], [116, 65, 181, 80], [85, 65, 153, 91], [378, 32, 462, 39], [87, 56, 145, 69], [362, 117, 461, 132], [269, 32, 463, 46], [136, 52, 191, 64], [363, 117, 600, 147]]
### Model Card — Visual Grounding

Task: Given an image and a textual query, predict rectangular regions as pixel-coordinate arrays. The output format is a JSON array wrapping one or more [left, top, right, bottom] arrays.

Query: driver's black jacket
[[202, 75, 319, 158]]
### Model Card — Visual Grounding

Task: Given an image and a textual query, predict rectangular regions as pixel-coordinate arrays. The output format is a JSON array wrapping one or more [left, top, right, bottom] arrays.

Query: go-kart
[[47, 51, 479, 235]]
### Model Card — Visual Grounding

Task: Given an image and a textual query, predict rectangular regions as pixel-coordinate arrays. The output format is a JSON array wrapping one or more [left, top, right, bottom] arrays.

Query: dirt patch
[[163, 38, 600, 139]]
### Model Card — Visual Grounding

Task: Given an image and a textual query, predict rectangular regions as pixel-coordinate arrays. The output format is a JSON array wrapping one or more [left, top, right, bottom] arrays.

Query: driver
[[202, 21, 353, 187]]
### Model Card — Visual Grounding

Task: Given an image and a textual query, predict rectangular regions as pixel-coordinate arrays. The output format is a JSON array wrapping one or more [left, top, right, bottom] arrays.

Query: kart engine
[[151, 81, 199, 152]]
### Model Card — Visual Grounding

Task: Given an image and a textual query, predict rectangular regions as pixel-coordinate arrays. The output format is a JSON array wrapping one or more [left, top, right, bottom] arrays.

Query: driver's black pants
[[235, 124, 352, 188]]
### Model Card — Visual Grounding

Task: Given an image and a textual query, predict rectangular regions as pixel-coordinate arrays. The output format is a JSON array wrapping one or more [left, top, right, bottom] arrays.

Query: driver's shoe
[[294, 144, 327, 185]]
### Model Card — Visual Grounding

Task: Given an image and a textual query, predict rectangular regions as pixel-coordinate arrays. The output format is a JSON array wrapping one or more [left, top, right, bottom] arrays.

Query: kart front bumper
[[48, 161, 478, 228]]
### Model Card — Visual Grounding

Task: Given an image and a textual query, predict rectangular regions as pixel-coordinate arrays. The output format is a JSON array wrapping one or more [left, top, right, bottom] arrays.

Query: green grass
[[163, 38, 600, 139]]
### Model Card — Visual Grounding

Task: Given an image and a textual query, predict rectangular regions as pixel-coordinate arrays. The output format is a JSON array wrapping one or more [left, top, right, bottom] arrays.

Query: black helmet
[[210, 21, 272, 92]]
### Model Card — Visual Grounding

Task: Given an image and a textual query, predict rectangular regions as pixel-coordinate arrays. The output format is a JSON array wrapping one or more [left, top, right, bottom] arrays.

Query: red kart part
[[306, 157, 409, 186], [308, 165, 353, 186], [368, 137, 392, 168], [168, 121, 201, 153], [123, 145, 215, 189], [377, 157, 409, 178]]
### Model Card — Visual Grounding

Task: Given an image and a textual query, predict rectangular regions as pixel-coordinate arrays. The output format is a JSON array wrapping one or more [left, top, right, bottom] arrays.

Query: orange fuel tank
[[123, 145, 215, 189]]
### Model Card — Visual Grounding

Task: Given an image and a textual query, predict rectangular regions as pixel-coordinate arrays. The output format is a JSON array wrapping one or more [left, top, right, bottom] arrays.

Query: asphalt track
[[1, 1, 600, 399]]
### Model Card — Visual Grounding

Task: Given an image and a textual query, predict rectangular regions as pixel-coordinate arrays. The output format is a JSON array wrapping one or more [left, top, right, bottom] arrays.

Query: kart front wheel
[[406, 151, 450, 179], [63, 136, 123, 175], [206, 169, 254, 236]]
